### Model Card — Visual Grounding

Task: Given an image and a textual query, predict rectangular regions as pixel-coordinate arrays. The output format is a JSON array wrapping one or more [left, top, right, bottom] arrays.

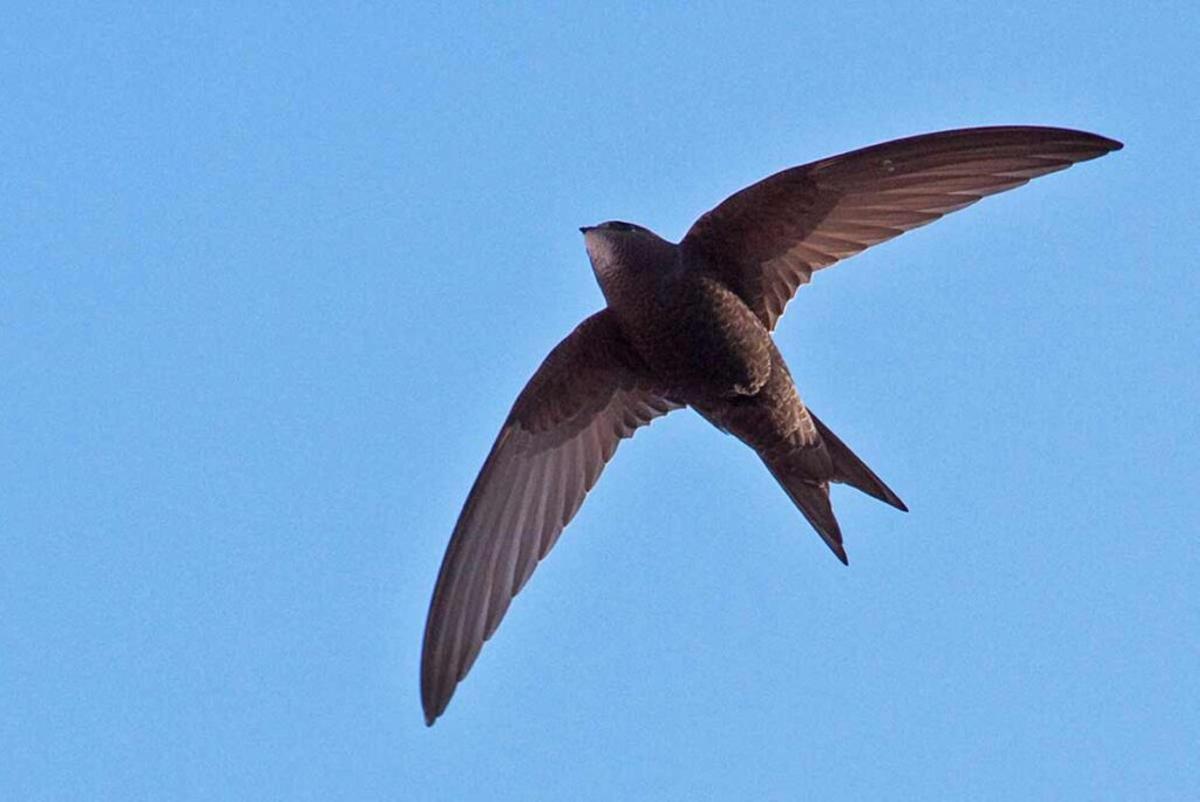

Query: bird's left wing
[[421, 309, 679, 725], [680, 126, 1122, 330]]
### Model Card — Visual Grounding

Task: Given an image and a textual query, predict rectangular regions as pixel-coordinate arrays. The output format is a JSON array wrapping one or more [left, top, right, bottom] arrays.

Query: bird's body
[[596, 245, 773, 399], [585, 223, 898, 562], [421, 126, 1122, 725]]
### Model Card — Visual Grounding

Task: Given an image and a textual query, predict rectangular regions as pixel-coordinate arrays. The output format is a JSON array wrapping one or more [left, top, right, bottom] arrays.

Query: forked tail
[[760, 411, 906, 564], [809, 411, 907, 512]]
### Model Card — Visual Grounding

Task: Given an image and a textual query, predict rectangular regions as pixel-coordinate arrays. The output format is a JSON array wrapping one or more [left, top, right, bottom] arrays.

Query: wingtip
[[1076, 130, 1123, 154], [1021, 126, 1123, 153], [880, 489, 908, 513], [421, 685, 443, 727]]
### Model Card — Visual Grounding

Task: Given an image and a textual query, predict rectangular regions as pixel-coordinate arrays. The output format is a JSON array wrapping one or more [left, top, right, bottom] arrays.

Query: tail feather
[[761, 456, 848, 565], [809, 412, 908, 512]]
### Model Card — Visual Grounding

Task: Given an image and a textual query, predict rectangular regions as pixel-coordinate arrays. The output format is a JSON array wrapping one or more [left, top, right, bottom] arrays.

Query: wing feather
[[681, 126, 1122, 329], [421, 310, 680, 724]]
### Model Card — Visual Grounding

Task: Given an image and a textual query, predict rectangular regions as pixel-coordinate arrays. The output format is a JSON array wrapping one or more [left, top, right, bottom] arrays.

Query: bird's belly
[[620, 278, 774, 397]]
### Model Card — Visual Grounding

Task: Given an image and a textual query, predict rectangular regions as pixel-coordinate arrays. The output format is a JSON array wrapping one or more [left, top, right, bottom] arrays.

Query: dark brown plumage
[[421, 126, 1122, 725]]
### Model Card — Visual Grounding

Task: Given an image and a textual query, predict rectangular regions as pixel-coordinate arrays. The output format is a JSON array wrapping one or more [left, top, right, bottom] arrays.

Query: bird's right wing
[[680, 126, 1122, 330], [421, 309, 679, 725]]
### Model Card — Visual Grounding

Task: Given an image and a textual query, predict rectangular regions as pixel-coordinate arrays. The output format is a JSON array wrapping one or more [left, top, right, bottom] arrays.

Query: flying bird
[[421, 125, 1121, 725]]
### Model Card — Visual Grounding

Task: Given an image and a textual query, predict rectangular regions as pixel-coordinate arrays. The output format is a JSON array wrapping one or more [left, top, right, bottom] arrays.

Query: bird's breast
[[613, 275, 774, 398]]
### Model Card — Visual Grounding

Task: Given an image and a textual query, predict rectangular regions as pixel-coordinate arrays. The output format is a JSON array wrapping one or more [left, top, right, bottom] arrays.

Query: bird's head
[[580, 221, 676, 298]]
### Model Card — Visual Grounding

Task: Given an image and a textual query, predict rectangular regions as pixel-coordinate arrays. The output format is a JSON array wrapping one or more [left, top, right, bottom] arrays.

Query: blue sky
[[3, 3, 1196, 800]]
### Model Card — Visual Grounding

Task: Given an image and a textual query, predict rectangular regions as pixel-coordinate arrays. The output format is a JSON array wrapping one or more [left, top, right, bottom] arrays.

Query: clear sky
[[3, 3, 1196, 800]]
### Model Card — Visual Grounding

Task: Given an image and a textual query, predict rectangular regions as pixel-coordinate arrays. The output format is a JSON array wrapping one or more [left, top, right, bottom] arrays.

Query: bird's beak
[[579, 226, 593, 234]]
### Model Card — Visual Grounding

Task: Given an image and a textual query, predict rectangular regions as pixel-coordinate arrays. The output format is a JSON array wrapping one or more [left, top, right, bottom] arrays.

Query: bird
[[420, 125, 1122, 725]]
